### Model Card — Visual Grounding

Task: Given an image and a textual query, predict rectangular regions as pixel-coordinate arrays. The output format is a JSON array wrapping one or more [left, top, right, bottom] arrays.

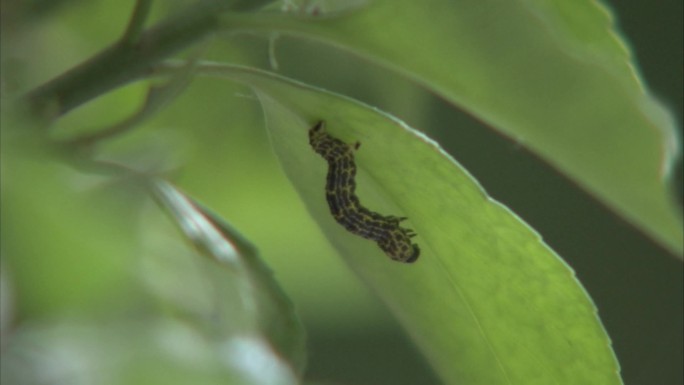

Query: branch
[[24, 0, 276, 121], [121, 0, 154, 44]]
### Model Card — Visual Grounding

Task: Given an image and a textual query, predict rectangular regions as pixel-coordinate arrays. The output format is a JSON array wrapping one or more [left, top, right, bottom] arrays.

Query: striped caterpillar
[[309, 121, 420, 263]]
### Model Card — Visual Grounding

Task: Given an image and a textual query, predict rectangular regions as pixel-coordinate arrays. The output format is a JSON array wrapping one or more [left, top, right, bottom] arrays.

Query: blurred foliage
[[1, 0, 682, 385]]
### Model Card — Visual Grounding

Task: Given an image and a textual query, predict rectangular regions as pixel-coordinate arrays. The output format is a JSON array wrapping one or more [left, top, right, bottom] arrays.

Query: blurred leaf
[[151, 180, 306, 377], [0, 318, 295, 385], [187, 62, 622, 384], [221, 0, 683, 255], [0, 151, 302, 385], [1, 107, 303, 384]]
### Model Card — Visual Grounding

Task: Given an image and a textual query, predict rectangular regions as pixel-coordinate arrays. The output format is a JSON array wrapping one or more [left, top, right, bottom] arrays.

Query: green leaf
[[190, 62, 623, 384], [221, 0, 683, 255], [150, 180, 307, 377], [1, 110, 304, 384]]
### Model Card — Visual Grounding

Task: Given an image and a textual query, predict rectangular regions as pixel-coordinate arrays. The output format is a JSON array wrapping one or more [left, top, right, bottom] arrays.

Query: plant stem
[[25, 0, 276, 120], [121, 0, 154, 44]]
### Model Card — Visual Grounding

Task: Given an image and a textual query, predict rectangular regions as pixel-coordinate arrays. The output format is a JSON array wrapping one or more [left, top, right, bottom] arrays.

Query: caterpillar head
[[377, 237, 420, 263]]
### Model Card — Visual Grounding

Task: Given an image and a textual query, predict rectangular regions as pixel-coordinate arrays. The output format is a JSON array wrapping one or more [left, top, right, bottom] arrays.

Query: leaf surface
[[222, 0, 683, 254], [192, 62, 623, 385]]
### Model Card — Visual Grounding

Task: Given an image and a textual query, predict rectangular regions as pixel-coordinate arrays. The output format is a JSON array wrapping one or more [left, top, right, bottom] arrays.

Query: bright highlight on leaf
[[151, 180, 307, 375]]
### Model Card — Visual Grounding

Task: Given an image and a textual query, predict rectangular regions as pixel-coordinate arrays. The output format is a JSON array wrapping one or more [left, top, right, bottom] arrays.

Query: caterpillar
[[309, 121, 420, 263]]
